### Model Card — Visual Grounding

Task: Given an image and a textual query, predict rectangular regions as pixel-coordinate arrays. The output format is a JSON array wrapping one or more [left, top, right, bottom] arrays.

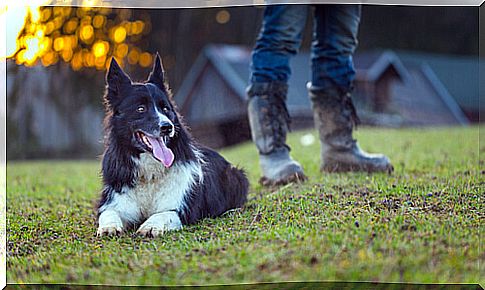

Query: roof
[[355, 50, 410, 83], [395, 50, 483, 111]]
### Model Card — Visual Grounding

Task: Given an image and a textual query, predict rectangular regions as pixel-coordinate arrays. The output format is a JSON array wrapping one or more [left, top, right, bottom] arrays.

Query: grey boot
[[308, 84, 393, 173], [247, 83, 306, 186]]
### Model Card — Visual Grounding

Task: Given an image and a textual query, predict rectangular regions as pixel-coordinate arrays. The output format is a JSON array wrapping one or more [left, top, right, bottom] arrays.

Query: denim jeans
[[249, 4, 361, 95]]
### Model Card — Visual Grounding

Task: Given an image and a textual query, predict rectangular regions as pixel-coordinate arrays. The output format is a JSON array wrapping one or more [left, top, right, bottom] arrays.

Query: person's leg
[[309, 4, 393, 173], [247, 5, 309, 185], [310, 4, 359, 91], [250, 5, 308, 83]]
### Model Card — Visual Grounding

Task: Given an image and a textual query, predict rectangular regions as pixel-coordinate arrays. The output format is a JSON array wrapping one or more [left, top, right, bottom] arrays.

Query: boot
[[247, 83, 307, 186], [308, 84, 394, 173]]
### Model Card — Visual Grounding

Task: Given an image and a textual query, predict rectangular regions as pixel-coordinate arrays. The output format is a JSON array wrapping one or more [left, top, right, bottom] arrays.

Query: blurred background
[[3, 5, 482, 159]]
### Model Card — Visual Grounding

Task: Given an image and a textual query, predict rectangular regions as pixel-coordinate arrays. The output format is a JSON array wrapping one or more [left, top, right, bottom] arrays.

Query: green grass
[[6, 126, 484, 285]]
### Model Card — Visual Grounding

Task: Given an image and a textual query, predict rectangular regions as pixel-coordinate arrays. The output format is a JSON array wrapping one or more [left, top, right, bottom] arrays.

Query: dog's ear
[[147, 53, 166, 90], [105, 57, 131, 104]]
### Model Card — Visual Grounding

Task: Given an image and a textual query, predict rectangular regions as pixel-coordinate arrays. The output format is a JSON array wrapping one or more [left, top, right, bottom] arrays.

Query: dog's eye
[[162, 107, 169, 113], [137, 105, 146, 113]]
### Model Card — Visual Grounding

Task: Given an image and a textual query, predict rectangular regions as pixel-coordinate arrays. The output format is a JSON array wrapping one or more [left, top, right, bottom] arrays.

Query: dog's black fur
[[97, 54, 248, 232]]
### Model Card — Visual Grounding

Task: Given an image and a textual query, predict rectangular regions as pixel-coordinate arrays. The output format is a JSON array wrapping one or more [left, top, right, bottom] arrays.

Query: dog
[[96, 54, 249, 237]]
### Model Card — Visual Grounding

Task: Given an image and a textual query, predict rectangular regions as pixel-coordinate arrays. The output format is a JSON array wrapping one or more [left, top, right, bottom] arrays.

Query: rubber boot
[[308, 84, 394, 173], [247, 83, 307, 186]]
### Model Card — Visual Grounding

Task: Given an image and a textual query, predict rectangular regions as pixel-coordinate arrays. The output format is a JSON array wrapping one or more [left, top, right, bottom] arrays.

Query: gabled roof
[[355, 50, 411, 83], [394, 50, 483, 111], [175, 44, 250, 109]]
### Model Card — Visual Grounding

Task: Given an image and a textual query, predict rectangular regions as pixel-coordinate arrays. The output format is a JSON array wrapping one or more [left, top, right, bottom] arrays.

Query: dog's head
[[104, 53, 179, 168]]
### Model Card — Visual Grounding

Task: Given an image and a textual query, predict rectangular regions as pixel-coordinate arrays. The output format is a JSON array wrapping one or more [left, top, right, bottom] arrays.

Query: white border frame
[[1, 1, 483, 288]]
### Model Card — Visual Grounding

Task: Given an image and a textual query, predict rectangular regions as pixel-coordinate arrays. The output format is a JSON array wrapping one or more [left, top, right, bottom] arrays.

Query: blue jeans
[[249, 4, 361, 95]]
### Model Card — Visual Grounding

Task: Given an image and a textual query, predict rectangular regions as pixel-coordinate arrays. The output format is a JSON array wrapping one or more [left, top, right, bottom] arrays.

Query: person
[[247, 4, 393, 186]]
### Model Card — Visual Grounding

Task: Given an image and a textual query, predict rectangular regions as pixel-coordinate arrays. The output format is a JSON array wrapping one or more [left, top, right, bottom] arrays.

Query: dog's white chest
[[126, 153, 201, 218]]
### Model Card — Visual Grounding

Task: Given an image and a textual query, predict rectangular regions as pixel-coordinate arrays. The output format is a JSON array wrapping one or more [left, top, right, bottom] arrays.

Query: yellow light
[[64, 19, 78, 34], [113, 26, 126, 43], [45, 21, 55, 34], [69, 35, 78, 48], [40, 37, 51, 51], [92, 41, 108, 58], [1, 1, 51, 59], [216, 10, 230, 24], [53, 37, 64, 51], [95, 55, 106, 70], [61, 49, 73, 62], [84, 52, 95, 67], [3, 3, 152, 71], [41, 8, 51, 22], [115, 43, 128, 58], [71, 52, 83, 71], [123, 22, 132, 35], [52, 16, 63, 29], [92, 15, 105, 28], [127, 48, 139, 65], [138, 52, 152, 67], [16, 49, 26, 64], [63, 36, 72, 49], [53, 7, 63, 16], [76, 8, 85, 18], [80, 25, 94, 42], [41, 51, 55, 66], [62, 7, 72, 17], [81, 15, 92, 26], [131, 21, 145, 35]]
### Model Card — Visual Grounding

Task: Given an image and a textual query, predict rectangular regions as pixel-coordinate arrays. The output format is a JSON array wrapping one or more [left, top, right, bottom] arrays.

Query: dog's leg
[[97, 209, 124, 236], [97, 191, 141, 236], [136, 211, 182, 238]]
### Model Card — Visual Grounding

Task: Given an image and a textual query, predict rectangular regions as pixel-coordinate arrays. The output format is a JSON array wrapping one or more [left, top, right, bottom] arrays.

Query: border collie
[[96, 54, 249, 237]]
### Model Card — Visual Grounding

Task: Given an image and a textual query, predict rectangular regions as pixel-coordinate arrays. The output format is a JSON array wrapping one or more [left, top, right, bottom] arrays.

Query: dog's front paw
[[136, 212, 182, 238], [136, 224, 166, 238], [97, 210, 124, 237], [97, 225, 123, 237]]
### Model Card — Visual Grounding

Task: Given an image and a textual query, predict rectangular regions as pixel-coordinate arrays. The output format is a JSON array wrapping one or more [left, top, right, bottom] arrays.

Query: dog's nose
[[160, 122, 173, 135]]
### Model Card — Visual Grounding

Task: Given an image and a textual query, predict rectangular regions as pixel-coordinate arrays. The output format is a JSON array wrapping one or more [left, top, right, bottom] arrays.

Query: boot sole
[[259, 172, 308, 187]]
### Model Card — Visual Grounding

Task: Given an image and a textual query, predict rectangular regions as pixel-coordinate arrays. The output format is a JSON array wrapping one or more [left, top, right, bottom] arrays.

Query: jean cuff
[[246, 81, 288, 98]]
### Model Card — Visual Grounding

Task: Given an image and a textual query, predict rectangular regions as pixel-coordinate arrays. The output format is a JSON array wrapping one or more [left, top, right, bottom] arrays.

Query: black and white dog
[[97, 54, 249, 237]]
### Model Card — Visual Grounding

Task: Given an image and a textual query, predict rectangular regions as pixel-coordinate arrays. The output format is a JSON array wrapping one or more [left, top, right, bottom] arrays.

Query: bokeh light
[[215, 10, 230, 24], [2, 4, 153, 71], [113, 26, 126, 43], [138, 52, 152, 67]]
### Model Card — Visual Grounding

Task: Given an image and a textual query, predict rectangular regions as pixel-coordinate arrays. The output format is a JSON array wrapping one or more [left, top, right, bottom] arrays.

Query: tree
[[10, 6, 153, 70]]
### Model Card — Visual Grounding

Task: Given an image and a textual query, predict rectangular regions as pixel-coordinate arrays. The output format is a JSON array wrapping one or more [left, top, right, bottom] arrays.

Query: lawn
[[6, 126, 484, 286]]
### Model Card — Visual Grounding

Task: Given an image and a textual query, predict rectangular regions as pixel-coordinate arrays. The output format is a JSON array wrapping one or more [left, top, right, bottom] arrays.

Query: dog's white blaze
[[155, 106, 175, 137], [99, 153, 202, 230]]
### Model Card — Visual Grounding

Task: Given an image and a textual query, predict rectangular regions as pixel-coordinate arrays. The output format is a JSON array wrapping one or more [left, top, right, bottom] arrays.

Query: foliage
[[6, 126, 484, 285], [9, 5, 153, 70]]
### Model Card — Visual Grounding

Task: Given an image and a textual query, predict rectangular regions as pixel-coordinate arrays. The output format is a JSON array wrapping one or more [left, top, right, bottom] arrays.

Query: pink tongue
[[146, 136, 174, 168]]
